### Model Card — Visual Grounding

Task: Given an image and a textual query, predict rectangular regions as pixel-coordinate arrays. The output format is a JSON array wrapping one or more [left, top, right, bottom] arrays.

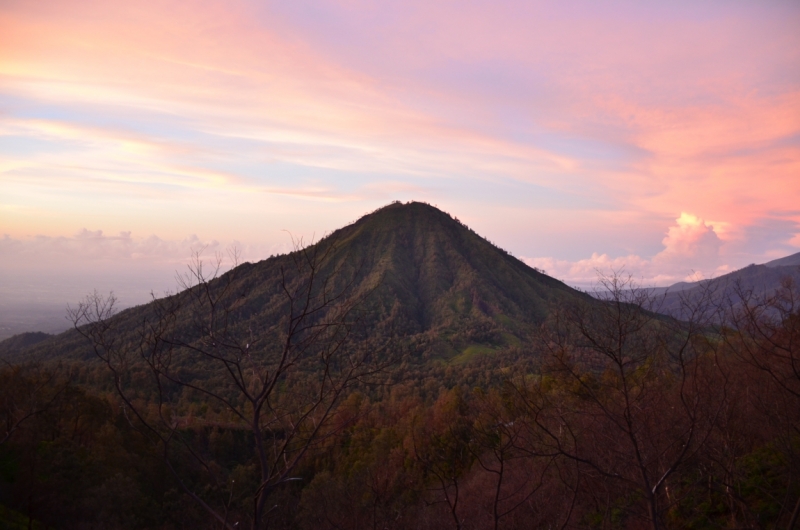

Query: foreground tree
[[69, 242, 387, 529], [718, 277, 800, 528], [0, 362, 68, 446], [462, 387, 571, 530], [411, 387, 474, 529], [513, 274, 728, 530]]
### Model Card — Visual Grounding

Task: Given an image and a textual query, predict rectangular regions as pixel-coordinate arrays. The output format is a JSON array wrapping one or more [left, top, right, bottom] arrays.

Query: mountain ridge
[[765, 250, 800, 268], [4, 201, 590, 364], [653, 255, 800, 319]]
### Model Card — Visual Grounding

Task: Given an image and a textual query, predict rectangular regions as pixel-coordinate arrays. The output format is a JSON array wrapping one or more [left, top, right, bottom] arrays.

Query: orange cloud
[[655, 213, 722, 267], [524, 212, 731, 286], [1, 0, 797, 273]]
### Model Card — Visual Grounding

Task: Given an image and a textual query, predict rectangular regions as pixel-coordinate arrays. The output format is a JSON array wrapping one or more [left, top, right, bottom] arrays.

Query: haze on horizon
[[1, 0, 799, 335]]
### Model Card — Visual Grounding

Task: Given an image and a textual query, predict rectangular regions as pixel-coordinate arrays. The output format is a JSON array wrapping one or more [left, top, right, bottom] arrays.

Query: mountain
[[0, 331, 54, 357], [6, 201, 591, 365], [764, 250, 800, 268], [656, 253, 800, 319]]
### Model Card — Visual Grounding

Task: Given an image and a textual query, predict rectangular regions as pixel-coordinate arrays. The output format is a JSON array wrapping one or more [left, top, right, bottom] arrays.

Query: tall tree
[[514, 274, 727, 530], [722, 277, 800, 528], [69, 242, 388, 529]]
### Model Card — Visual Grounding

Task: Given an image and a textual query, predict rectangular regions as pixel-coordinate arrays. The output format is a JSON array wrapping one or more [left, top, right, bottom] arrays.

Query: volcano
[[4, 202, 591, 364]]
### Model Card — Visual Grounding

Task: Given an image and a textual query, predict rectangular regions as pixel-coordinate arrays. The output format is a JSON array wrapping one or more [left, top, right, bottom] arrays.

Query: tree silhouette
[[69, 241, 388, 529]]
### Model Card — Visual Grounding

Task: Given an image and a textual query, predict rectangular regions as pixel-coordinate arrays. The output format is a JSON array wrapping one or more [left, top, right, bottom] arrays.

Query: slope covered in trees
[[1, 202, 798, 529], [0, 331, 53, 357], [653, 258, 800, 321], [7, 201, 589, 366]]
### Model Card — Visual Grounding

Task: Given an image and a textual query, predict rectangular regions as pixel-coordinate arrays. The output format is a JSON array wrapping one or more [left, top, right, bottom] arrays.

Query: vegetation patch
[[451, 343, 497, 364]]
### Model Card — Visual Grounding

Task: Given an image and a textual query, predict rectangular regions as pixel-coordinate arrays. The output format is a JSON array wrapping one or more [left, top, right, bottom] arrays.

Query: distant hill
[[5, 202, 591, 365], [654, 252, 800, 319], [0, 331, 54, 357], [764, 251, 800, 268]]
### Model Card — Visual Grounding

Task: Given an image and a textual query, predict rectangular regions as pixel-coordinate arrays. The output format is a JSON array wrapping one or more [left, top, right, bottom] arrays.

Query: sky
[[1, 0, 799, 327]]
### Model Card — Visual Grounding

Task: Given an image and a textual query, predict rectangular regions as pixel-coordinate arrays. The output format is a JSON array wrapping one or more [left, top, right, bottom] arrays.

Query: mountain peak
[[13, 202, 588, 364], [334, 201, 465, 238], [289, 201, 585, 353]]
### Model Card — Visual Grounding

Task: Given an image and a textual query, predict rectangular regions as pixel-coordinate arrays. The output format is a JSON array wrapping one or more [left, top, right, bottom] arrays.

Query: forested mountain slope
[[6, 201, 589, 365], [655, 258, 800, 319], [2, 203, 798, 530], [0, 331, 52, 356]]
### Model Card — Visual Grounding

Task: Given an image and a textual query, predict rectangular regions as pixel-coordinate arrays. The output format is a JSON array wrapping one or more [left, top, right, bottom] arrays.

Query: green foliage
[[0, 504, 43, 530], [1, 203, 798, 529], [5, 202, 588, 371]]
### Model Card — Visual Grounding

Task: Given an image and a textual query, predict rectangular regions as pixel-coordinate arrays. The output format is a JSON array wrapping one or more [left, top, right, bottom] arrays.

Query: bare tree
[[720, 277, 800, 529], [466, 388, 560, 530], [513, 273, 727, 530], [724, 277, 800, 399], [69, 240, 387, 529]]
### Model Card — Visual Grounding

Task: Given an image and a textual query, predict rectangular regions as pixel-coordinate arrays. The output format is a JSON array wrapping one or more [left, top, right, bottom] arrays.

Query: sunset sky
[[1, 0, 799, 313]]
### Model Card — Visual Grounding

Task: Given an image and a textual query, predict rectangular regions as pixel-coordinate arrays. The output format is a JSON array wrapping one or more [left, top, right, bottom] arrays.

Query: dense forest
[[1, 203, 798, 529]]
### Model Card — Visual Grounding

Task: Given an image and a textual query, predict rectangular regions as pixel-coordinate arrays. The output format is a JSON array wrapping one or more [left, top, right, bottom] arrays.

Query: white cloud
[[0, 230, 290, 273], [0, 230, 296, 310], [654, 212, 722, 269], [522, 212, 729, 287], [523, 253, 650, 286]]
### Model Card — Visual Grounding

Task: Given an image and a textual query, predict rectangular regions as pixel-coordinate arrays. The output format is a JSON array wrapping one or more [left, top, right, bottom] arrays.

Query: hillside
[[2, 203, 797, 530], [655, 253, 800, 319], [0, 331, 53, 357], [6, 201, 590, 365], [765, 250, 800, 268]]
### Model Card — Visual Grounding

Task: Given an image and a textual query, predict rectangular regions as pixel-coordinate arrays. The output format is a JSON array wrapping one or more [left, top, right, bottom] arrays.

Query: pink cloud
[[0, 230, 289, 272], [524, 212, 731, 287], [654, 213, 722, 269], [1, 0, 797, 273]]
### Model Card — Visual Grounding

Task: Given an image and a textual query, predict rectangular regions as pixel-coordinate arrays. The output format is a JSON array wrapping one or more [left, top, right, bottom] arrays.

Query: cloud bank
[[0, 230, 290, 272], [0, 0, 798, 292], [521, 212, 783, 287]]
